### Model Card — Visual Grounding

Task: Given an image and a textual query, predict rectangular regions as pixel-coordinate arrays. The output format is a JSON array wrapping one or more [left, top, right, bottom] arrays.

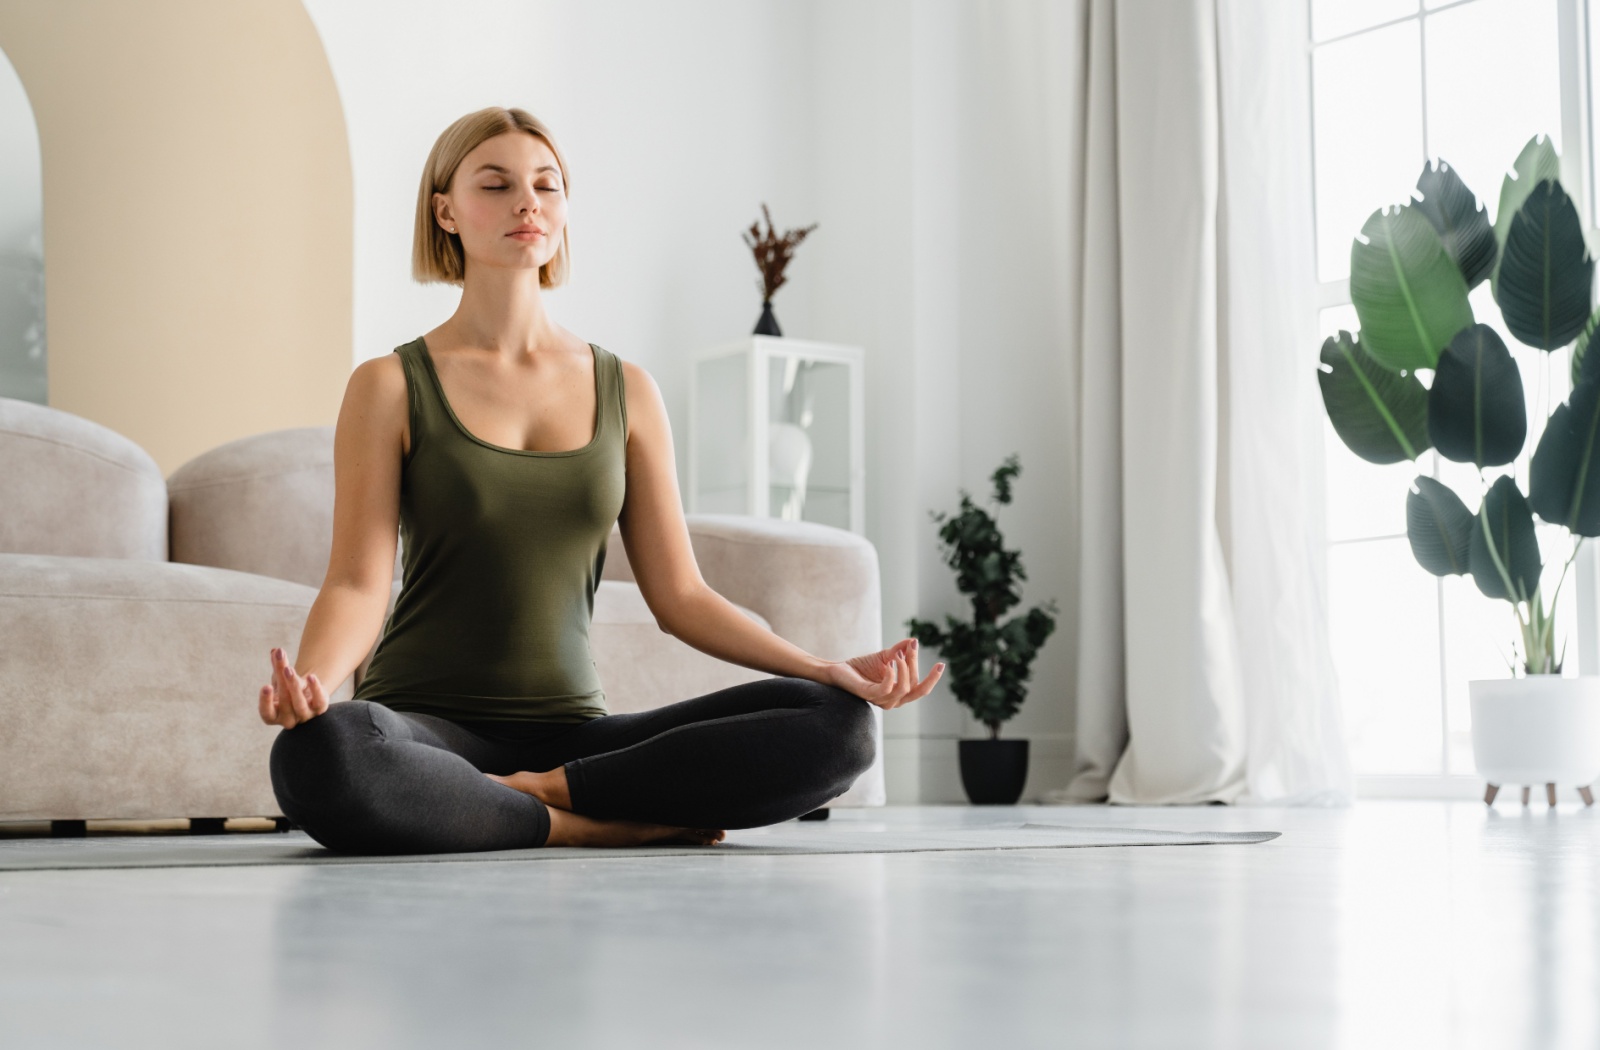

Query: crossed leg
[[268, 676, 875, 855], [484, 676, 877, 829]]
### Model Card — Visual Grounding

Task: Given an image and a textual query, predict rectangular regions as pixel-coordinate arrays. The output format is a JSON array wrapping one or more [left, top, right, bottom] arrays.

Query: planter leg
[[1580, 786, 1595, 807], [1484, 783, 1500, 806], [1521, 785, 1531, 806], [1546, 783, 1558, 807]]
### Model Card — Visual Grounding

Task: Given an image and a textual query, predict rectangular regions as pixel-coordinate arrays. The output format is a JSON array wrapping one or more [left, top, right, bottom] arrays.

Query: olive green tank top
[[351, 335, 627, 723]]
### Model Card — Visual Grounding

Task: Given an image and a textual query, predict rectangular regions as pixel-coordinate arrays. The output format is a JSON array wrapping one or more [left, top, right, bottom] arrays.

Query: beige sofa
[[0, 396, 885, 826]]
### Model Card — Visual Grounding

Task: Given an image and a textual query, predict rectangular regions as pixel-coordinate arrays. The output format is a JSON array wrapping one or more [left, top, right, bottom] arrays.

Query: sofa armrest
[[0, 552, 341, 821], [684, 513, 882, 660]]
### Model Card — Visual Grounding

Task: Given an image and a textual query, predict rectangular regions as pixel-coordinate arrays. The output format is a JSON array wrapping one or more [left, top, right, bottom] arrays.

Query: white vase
[[768, 421, 812, 521], [1469, 676, 1600, 804]]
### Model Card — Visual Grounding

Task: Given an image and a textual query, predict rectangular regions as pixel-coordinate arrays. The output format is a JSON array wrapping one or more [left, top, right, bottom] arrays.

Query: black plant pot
[[754, 298, 783, 336], [958, 738, 1029, 805]]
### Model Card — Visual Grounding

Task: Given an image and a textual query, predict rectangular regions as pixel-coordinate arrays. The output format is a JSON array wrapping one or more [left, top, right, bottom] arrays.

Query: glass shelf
[[688, 335, 865, 534]]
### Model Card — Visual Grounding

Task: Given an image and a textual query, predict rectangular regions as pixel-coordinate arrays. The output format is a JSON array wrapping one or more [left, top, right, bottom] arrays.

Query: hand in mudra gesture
[[822, 638, 943, 710], [258, 646, 331, 728]]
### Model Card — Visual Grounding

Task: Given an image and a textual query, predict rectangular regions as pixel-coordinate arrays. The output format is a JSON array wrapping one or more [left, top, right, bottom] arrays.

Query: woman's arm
[[615, 360, 942, 706], [260, 356, 408, 727]]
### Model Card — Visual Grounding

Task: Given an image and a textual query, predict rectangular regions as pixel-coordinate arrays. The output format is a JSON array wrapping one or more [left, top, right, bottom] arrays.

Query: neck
[[445, 265, 557, 361]]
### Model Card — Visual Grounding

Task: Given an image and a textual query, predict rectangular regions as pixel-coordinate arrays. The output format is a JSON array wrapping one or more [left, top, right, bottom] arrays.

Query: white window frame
[[1307, 0, 1598, 799]]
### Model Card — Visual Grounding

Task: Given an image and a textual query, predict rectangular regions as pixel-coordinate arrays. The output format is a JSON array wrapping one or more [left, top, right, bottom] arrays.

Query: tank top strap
[[392, 337, 448, 463], [592, 343, 627, 445]]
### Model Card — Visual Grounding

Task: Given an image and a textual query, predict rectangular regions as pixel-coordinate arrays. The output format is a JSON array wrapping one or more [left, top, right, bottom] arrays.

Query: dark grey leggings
[[268, 676, 876, 855]]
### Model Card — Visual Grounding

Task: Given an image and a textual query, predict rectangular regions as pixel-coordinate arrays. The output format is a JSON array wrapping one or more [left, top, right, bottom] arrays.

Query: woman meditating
[[260, 106, 943, 855]]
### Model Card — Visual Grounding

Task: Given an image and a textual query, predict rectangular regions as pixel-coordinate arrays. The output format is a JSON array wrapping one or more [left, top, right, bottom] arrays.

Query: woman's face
[[435, 130, 566, 279]]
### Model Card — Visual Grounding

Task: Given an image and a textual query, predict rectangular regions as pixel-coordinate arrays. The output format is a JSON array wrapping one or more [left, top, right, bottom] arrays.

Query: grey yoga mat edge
[[0, 824, 1282, 872]]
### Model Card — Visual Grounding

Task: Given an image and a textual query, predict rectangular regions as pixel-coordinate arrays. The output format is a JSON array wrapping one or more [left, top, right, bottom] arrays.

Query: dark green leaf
[[1426, 323, 1526, 467], [1491, 135, 1562, 303], [1497, 178, 1594, 349], [1414, 159, 1496, 288], [1529, 375, 1600, 535], [1317, 330, 1430, 463], [1470, 475, 1542, 602], [1351, 204, 1475, 371], [1407, 475, 1475, 576], [1569, 305, 1600, 386]]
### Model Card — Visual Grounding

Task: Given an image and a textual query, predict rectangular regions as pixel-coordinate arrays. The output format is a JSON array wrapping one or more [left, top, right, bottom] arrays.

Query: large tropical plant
[[1319, 134, 1599, 675]]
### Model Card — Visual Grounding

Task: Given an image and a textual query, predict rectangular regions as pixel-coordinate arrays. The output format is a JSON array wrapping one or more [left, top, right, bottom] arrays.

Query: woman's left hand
[[820, 638, 943, 710]]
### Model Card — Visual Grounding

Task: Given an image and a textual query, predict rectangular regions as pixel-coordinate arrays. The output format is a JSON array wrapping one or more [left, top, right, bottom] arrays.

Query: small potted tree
[[906, 454, 1059, 804], [1318, 134, 1600, 806]]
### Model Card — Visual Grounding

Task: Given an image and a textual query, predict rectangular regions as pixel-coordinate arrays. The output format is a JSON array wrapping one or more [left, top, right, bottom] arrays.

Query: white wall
[[302, 0, 1086, 803]]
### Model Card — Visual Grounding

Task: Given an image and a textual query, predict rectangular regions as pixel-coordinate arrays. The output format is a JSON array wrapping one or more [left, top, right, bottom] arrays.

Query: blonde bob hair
[[412, 106, 572, 288]]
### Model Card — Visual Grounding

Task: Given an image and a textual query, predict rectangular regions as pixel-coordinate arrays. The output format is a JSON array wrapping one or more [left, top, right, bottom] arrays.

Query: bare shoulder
[[617, 357, 660, 398], [617, 358, 667, 444], [351, 350, 405, 388], [341, 351, 410, 455]]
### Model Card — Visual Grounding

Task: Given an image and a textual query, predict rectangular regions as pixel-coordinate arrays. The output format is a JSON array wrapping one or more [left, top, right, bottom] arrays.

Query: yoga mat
[[0, 822, 1279, 872]]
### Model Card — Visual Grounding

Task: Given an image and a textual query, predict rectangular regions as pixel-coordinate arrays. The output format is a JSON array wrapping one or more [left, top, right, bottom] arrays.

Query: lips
[[508, 228, 544, 238]]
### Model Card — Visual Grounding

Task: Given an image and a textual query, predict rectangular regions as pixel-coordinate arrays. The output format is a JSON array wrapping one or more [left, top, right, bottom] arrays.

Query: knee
[[270, 699, 370, 764], [268, 701, 376, 814], [807, 682, 877, 781]]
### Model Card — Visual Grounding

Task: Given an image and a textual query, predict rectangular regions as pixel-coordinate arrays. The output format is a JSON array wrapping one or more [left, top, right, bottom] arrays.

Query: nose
[[516, 183, 539, 216]]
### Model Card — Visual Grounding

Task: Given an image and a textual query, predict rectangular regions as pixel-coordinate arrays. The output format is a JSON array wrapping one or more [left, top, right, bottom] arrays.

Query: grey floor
[[0, 800, 1595, 1050]]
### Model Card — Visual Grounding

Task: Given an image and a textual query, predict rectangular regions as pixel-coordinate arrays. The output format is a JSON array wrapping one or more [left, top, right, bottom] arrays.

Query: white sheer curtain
[[1048, 0, 1353, 805]]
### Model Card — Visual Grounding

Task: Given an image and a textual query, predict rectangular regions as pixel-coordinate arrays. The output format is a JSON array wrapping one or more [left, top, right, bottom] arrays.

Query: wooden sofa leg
[[50, 820, 86, 837], [798, 808, 830, 822], [188, 818, 227, 835]]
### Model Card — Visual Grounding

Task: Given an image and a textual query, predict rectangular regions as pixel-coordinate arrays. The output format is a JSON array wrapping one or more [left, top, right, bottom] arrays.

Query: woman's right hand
[[259, 646, 330, 728]]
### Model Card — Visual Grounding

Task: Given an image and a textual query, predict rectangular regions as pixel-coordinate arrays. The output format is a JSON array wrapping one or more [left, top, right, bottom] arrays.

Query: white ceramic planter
[[1470, 677, 1600, 801]]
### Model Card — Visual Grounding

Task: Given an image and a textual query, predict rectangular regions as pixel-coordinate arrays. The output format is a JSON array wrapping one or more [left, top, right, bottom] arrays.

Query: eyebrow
[[473, 163, 559, 177]]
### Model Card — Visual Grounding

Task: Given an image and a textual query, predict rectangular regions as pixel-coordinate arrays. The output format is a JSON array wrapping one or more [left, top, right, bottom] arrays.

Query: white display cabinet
[[688, 335, 865, 535]]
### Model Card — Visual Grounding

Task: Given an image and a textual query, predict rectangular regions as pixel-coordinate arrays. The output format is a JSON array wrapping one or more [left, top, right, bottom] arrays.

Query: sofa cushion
[[0, 396, 167, 561], [167, 425, 407, 589]]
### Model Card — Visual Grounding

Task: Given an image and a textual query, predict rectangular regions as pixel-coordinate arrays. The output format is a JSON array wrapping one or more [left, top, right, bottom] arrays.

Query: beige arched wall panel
[[0, 0, 351, 475]]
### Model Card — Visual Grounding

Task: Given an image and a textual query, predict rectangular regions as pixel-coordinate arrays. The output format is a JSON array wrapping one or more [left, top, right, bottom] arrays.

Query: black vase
[[754, 298, 783, 336], [958, 739, 1029, 805]]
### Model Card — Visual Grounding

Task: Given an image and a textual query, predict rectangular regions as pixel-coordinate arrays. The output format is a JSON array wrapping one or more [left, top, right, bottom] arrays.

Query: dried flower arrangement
[[742, 202, 818, 336]]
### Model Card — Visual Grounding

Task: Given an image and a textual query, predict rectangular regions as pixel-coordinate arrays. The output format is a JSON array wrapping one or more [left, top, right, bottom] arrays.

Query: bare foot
[[544, 807, 726, 848], [486, 771, 724, 847], [487, 769, 571, 809]]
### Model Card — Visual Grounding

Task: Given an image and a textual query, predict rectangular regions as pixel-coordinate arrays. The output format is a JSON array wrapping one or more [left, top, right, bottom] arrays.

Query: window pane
[[1312, 0, 1417, 42], [1592, 0, 1600, 221], [1330, 537, 1444, 774], [1313, 21, 1425, 281], [1325, 424, 1422, 542], [1425, 0, 1561, 218]]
